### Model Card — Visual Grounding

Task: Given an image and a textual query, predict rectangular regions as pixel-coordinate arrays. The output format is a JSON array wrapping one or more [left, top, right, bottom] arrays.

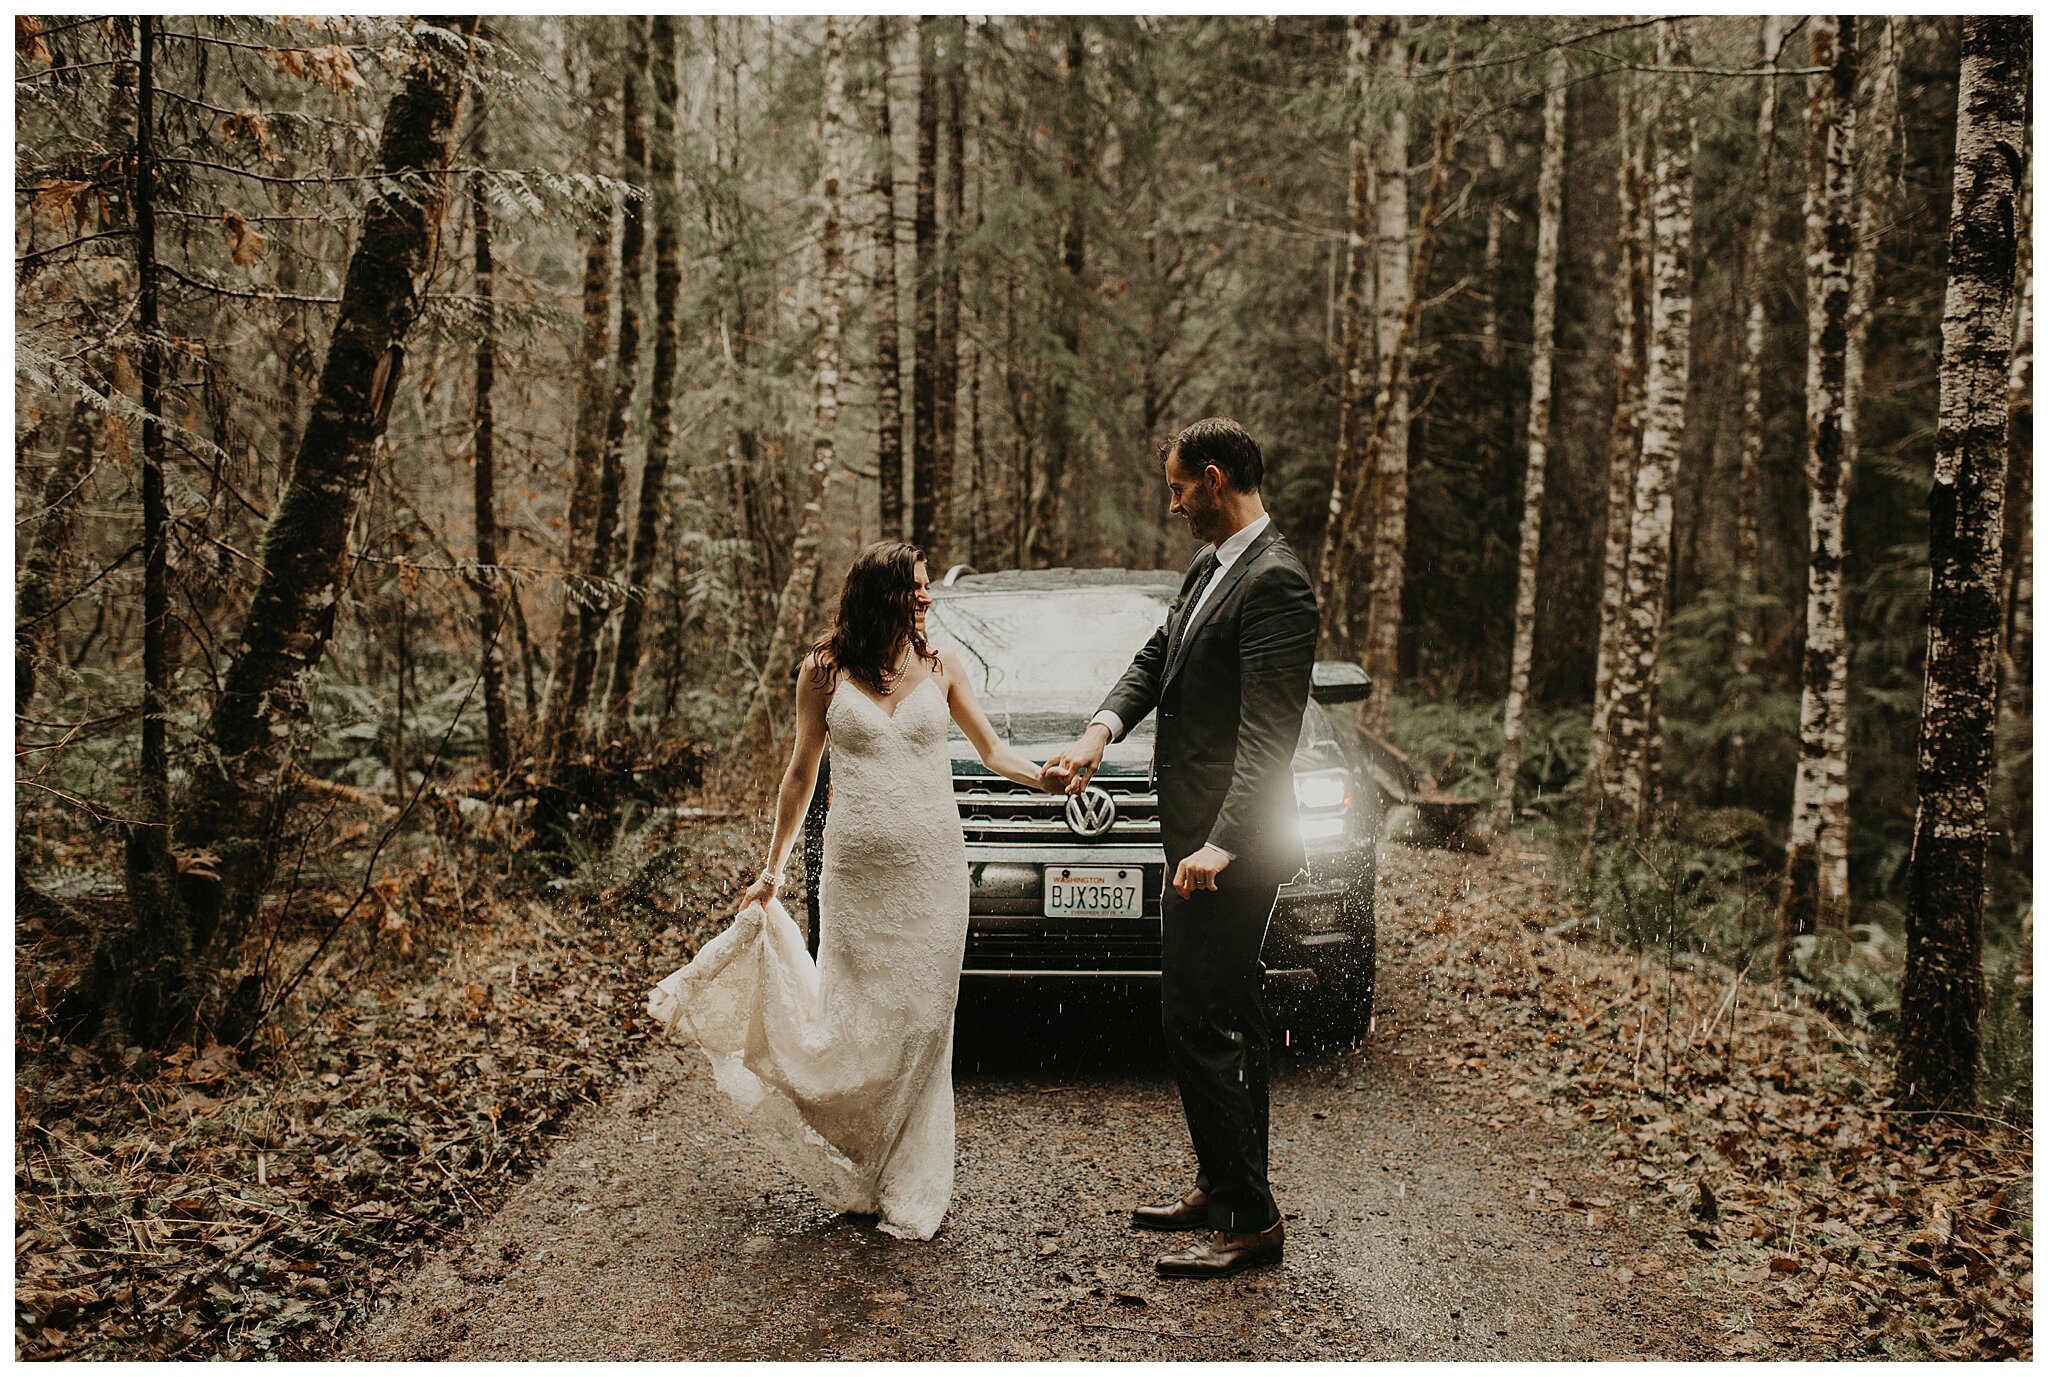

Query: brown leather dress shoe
[[1155, 1219, 1285, 1277], [1131, 1187, 1211, 1232]]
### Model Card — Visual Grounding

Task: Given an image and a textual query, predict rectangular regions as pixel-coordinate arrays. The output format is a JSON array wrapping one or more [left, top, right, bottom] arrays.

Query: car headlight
[[1293, 768, 1350, 813], [1293, 767, 1352, 845]]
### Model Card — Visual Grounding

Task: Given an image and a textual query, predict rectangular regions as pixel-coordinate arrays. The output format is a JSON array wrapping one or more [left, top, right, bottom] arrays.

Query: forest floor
[[16, 818, 2032, 1360]]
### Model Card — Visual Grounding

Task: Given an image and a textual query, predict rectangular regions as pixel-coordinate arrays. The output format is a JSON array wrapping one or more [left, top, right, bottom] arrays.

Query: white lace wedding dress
[[647, 675, 970, 1240]]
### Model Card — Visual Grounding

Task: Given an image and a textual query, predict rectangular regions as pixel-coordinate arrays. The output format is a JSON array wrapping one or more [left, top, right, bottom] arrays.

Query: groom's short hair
[[1166, 417, 1263, 493]]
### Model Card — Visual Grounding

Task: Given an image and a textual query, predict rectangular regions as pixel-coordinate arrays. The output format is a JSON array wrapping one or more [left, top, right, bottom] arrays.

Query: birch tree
[[1895, 15, 2028, 1115], [1597, 19, 1696, 838], [1493, 52, 1568, 832], [1482, 127, 1506, 372], [1733, 16, 1787, 653], [1841, 18, 1901, 460], [734, 17, 848, 765], [1357, 17, 1413, 725], [1819, 17, 1902, 923], [1317, 14, 1374, 653], [1777, 16, 1860, 950], [1581, 78, 1651, 862]]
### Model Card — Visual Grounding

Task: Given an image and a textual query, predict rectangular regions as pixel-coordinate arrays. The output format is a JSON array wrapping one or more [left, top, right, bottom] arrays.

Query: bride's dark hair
[[807, 540, 940, 696]]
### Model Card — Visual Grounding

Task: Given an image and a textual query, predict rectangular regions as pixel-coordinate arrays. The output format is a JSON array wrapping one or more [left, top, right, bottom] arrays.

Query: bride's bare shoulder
[[796, 649, 837, 702]]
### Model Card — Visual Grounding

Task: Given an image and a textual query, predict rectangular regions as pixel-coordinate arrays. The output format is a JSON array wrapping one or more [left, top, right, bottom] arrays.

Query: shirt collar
[[1210, 512, 1271, 572]]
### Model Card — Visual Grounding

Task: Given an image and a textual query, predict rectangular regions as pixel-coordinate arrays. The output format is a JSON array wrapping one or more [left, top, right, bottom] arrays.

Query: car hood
[[947, 701, 1149, 762], [950, 700, 1344, 774]]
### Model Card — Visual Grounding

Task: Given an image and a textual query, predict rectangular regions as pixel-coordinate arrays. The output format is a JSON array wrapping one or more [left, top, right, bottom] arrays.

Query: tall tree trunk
[[607, 15, 683, 730], [17, 402, 99, 720], [107, 13, 188, 1046], [1809, 15, 1905, 904], [965, 94, 987, 567], [1777, 17, 1861, 954], [709, 20, 772, 596], [1482, 126, 1506, 371], [1723, 16, 1789, 798], [1733, 15, 1787, 652], [1028, 19, 1087, 568], [870, 14, 906, 541], [1317, 14, 1374, 652], [467, 125, 513, 779], [1492, 54, 1568, 833], [577, 25, 649, 747], [1322, 98, 1453, 720], [1597, 19, 1696, 839], [540, 59, 619, 761], [932, 18, 966, 567], [111, 18, 478, 1044], [910, 16, 940, 555], [2003, 167, 2033, 723], [733, 17, 849, 766], [135, 14, 168, 826], [1895, 17, 2028, 1115], [1581, 78, 1651, 864], [1998, 157, 2031, 1017], [1841, 19, 1902, 471], [1355, 19, 1414, 726]]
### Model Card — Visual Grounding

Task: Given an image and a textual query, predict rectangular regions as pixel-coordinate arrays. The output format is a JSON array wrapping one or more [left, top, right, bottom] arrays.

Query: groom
[[1048, 418, 1319, 1278]]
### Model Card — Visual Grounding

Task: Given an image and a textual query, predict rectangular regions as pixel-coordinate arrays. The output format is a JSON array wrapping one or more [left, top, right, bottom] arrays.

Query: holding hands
[[1042, 723, 1110, 795], [1041, 723, 1230, 895]]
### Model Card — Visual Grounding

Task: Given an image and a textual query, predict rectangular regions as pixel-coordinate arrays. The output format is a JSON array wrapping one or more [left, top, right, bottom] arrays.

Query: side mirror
[[1310, 660, 1372, 705]]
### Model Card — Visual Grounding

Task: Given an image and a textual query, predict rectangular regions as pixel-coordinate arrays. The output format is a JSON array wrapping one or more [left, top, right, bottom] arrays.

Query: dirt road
[[346, 873, 1727, 1361]]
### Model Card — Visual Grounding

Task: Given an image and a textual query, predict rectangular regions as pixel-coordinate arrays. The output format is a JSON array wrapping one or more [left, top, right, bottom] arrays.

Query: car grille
[[953, 769, 1161, 843]]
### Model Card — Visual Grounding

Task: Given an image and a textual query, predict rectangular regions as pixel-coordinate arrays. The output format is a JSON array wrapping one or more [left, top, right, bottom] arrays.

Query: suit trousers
[[1159, 875, 1282, 1233]]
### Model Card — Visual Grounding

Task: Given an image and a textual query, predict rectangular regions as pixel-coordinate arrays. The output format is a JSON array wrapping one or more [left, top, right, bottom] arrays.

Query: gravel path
[[346, 871, 1727, 1360]]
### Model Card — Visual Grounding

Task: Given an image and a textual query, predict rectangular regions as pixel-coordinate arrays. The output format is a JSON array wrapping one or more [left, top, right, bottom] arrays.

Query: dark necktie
[[1168, 548, 1220, 669]]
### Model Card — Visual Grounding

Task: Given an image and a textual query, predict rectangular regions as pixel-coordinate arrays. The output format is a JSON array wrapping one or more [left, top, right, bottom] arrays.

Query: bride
[[648, 541, 1050, 1239]]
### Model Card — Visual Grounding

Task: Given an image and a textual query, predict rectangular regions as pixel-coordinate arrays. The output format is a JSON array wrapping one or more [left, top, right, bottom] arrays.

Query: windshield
[[927, 587, 1171, 745], [926, 586, 1334, 753]]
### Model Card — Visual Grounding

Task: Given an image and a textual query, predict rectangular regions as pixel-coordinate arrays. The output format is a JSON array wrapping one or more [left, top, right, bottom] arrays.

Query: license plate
[[1043, 866, 1143, 918]]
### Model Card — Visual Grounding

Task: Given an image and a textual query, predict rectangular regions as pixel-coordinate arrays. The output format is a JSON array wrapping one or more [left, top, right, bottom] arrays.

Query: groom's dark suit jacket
[[1097, 522, 1321, 890]]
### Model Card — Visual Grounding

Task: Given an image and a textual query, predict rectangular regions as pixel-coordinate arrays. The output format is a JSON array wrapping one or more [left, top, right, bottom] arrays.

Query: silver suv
[[802, 568, 1379, 1043]]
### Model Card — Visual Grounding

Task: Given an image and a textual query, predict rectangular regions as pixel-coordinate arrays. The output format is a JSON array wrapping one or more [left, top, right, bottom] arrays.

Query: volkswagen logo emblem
[[1064, 786, 1118, 838]]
